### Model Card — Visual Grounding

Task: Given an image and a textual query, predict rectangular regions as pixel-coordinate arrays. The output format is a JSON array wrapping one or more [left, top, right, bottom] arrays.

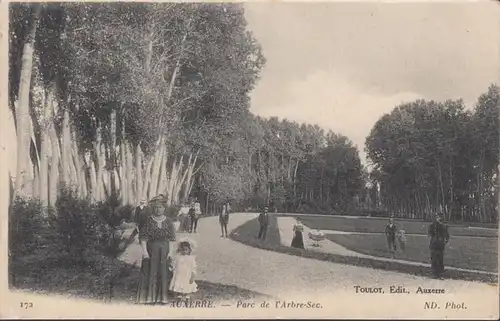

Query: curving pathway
[[118, 213, 499, 318]]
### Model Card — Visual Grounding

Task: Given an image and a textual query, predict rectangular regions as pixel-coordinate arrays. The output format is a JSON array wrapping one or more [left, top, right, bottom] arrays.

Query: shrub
[[8, 196, 46, 258], [116, 205, 134, 223], [48, 188, 112, 263]]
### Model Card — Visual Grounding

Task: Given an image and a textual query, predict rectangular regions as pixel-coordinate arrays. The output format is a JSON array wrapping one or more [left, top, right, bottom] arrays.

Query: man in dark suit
[[188, 203, 199, 233], [385, 218, 397, 256], [428, 213, 450, 278], [258, 206, 270, 240], [125, 199, 147, 245]]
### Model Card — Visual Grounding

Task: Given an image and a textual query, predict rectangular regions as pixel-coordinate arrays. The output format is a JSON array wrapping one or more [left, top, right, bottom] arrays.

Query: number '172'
[[20, 302, 34, 309]]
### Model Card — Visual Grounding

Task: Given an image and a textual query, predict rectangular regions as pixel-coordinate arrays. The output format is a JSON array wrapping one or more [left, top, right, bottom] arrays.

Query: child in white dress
[[169, 238, 197, 300], [397, 229, 407, 252]]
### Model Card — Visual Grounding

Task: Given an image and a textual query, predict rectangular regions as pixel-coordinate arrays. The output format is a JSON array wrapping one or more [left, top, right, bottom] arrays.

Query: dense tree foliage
[[365, 85, 499, 223]]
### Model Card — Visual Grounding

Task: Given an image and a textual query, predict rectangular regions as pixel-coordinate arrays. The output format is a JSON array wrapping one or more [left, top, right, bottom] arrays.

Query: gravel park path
[[112, 213, 498, 318]]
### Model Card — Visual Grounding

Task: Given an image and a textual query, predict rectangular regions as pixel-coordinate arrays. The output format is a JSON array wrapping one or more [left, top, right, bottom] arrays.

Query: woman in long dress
[[137, 195, 177, 304], [291, 224, 305, 249]]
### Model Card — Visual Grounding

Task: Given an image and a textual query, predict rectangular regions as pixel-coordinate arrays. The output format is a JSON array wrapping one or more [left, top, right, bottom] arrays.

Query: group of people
[[384, 218, 407, 255], [177, 200, 201, 234], [129, 196, 242, 304], [126, 196, 452, 305], [385, 213, 450, 278], [132, 196, 198, 304]]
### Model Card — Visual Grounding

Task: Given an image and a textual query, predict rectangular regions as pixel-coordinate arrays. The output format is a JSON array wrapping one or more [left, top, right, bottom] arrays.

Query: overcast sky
[[244, 1, 500, 164]]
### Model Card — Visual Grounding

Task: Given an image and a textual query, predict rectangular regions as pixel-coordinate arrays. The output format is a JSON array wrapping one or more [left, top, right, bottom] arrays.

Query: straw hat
[[149, 194, 167, 205]]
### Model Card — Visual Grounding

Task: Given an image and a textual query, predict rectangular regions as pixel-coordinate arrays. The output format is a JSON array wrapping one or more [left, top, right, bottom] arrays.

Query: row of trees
[[9, 2, 366, 217], [9, 2, 264, 213], [195, 115, 365, 214], [366, 85, 499, 223]]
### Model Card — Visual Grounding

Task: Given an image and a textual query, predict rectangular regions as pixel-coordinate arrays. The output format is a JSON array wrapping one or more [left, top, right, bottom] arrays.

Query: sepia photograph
[[2, 0, 499, 319]]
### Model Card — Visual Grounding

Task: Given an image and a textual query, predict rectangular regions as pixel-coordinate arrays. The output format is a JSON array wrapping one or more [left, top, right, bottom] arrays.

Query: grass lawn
[[9, 249, 270, 304], [230, 215, 497, 284], [326, 234, 498, 273], [296, 215, 498, 238]]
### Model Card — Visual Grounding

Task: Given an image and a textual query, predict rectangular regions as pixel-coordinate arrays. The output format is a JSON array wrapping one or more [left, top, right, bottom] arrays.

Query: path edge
[[229, 215, 498, 285]]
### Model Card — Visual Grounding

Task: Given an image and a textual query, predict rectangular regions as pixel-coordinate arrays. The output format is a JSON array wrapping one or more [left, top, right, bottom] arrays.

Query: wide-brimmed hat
[[178, 237, 196, 252], [150, 194, 167, 205]]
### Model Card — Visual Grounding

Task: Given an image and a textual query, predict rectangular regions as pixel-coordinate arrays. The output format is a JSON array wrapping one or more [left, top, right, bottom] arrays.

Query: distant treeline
[[365, 86, 499, 224]]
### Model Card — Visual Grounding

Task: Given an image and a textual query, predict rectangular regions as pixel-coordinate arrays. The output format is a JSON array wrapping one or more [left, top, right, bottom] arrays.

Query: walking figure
[[428, 213, 450, 278], [219, 202, 230, 238], [291, 223, 305, 249], [257, 206, 269, 240], [385, 218, 397, 257], [189, 201, 200, 233]]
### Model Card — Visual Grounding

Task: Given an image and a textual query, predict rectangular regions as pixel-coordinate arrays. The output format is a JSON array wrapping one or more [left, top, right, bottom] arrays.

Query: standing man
[[428, 213, 450, 278], [385, 218, 397, 257], [188, 202, 200, 233], [189, 198, 201, 233], [258, 206, 270, 240], [219, 202, 230, 238], [130, 199, 148, 240]]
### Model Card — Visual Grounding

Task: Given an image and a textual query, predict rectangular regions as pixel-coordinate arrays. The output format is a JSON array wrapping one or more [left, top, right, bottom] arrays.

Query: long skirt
[[430, 248, 445, 276], [291, 232, 305, 249], [137, 240, 172, 304]]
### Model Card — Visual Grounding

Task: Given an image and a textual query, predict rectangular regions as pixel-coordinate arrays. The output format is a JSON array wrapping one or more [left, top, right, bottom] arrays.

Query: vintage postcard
[[1, 0, 499, 319]]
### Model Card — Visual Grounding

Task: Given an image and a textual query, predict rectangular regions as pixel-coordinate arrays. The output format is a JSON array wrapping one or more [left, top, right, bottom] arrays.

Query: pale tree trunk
[[87, 152, 97, 202], [437, 161, 446, 219], [166, 156, 183, 206], [182, 151, 199, 201], [293, 159, 300, 206], [126, 142, 135, 204], [102, 171, 110, 199], [61, 109, 73, 187], [119, 116, 127, 204], [185, 162, 204, 203], [69, 133, 82, 196], [98, 137, 107, 201], [135, 143, 143, 204], [15, 5, 42, 198], [120, 139, 128, 205], [157, 147, 169, 197], [173, 154, 196, 204], [109, 109, 117, 197], [39, 91, 52, 208], [148, 137, 165, 199], [94, 127, 105, 201], [32, 169, 39, 199], [72, 136, 87, 198], [141, 155, 154, 201], [29, 115, 40, 195], [48, 105, 60, 207]]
